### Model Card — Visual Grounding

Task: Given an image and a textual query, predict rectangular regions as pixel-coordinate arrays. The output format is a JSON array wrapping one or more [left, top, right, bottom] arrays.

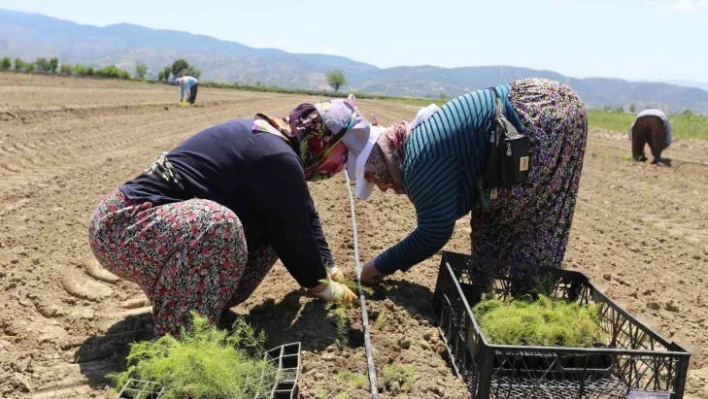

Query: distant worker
[[175, 75, 199, 104], [629, 109, 672, 165]]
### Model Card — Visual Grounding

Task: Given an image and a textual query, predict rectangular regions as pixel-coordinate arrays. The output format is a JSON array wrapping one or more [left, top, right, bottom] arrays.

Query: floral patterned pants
[[471, 78, 588, 278], [88, 189, 278, 336]]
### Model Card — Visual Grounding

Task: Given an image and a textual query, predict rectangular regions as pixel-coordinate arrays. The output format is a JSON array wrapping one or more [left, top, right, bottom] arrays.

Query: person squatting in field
[[628, 108, 672, 165], [340, 78, 589, 287], [87, 97, 374, 336], [175, 75, 199, 104]]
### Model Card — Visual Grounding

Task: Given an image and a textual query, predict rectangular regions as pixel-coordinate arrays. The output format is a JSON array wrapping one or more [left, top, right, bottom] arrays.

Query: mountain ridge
[[1, 8, 707, 113]]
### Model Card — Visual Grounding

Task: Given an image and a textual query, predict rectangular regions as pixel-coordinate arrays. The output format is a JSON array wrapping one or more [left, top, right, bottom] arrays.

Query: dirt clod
[[12, 372, 31, 392], [61, 273, 113, 301], [121, 297, 150, 309], [666, 301, 680, 313], [12, 355, 32, 373], [86, 263, 121, 284]]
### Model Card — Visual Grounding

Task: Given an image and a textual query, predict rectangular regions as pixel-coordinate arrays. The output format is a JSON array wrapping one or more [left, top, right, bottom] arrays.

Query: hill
[[1, 8, 707, 113]]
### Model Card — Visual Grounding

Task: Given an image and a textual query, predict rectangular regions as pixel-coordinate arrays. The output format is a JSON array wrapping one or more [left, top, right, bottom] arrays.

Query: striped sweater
[[375, 83, 522, 274]]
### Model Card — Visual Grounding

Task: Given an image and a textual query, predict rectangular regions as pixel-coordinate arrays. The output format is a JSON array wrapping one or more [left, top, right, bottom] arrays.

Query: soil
[[1, 72, 707, 398]]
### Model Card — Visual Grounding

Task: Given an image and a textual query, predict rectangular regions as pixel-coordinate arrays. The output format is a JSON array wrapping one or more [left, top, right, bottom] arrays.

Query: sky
[[1, 0, 707, 83]]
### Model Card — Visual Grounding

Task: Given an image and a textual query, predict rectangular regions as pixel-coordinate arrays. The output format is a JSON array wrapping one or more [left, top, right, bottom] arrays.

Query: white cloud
[[647, 0, 708, 14]]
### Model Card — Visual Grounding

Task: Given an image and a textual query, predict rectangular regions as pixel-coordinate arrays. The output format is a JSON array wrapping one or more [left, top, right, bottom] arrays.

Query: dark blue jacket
[[120, 118, 331, 288]]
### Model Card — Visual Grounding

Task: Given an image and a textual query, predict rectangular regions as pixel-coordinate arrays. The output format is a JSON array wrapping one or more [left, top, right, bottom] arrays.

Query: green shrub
[[35, 57, 52, 73], [472, 295, 606, 347], [74, 64, 95, 77], [13, 58, 25, 71], [326, 69, 347, 94], [135, 63, 148, 80], [49, 58, 59, 73], [95, 65, 130, 80], [107, 312, 278, 399], [0, 57, 11, 70], [59, 63, 73, 75], [73, 64, 87, 76]]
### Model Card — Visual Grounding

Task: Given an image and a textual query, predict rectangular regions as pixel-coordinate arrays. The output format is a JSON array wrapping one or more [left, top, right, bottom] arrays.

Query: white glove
[[327, 265, 345, 282], [310, 280, 357, 305]]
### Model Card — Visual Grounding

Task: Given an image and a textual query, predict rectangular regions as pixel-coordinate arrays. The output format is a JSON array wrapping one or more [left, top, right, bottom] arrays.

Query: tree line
[[1, 56, 134, 79], [2, 56, 381, 98], [0, 56, 202, 82]]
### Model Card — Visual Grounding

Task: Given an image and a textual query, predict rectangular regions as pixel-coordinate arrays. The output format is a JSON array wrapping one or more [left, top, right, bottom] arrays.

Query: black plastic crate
[[117, 378, 164, 399], [432, 251, 691, 399], [260, 342, 301, 399], [117, 342, 301, 399]]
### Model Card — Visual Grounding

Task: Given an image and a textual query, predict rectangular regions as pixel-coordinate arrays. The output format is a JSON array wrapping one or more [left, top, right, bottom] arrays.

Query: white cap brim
[[353, 126, 385, 200]]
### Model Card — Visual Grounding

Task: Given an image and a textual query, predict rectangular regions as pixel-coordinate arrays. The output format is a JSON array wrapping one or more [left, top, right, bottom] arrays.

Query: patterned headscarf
[[361, 104, 438, 195], [252, 103, 350, 181], [363, 122, 410, 194]]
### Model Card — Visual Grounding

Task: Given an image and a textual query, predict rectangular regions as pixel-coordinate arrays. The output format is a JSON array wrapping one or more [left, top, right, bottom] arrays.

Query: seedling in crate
[[472, 294, 607, 347], [432, 251, 691, 399], [109, 312, 278, 399]]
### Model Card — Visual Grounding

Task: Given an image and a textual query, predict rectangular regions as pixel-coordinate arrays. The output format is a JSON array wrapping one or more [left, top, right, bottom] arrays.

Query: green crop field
[[587, 109, 708, 140]]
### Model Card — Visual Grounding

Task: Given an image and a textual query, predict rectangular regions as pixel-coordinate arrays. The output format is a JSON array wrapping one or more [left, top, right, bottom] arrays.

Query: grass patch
[[312, 382, 328, 399], [326, 303, 350, 346], [373, 310, 387, 331], [107, 312, 278, 399], [382, 364, 415, 393], [334, 370, 368, 399], [336, 371, 368, 389], [588, 109, 708, 140], [472, 295, 605, 347]]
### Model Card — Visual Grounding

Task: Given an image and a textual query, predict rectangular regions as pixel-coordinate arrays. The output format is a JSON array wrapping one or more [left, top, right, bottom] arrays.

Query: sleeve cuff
[[374, 251, 400, 275]]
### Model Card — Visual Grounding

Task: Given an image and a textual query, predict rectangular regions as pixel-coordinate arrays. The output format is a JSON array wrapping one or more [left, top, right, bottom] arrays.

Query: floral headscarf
[[252, 103, 350, 181]]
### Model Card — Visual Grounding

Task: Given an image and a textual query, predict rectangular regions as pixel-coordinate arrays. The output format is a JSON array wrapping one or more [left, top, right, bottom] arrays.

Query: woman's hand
[[308, 280, 357, 306], [361, 259, 385, 286], [326, 265, 345, 282]]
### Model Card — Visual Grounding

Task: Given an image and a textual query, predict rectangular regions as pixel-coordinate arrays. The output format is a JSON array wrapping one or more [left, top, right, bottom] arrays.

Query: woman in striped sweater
[[350, 78, 588, 286]]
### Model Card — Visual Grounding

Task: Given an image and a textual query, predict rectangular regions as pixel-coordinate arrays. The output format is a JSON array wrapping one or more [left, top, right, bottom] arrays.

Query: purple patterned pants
[[471, 78, 588, 272]]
